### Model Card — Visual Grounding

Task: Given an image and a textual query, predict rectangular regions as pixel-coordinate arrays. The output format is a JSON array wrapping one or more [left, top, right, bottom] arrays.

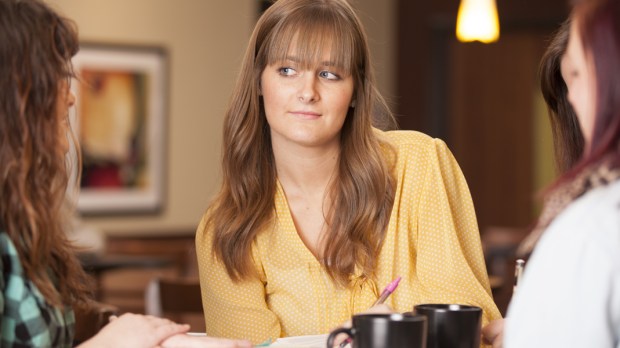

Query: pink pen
[[340, 277, 402, 348], [372, 276, 401, 306]]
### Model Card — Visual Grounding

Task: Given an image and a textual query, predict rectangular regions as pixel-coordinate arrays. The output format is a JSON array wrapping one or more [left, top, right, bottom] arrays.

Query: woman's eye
[[319, 70, 339, 80], [279, 67, 296, 76]]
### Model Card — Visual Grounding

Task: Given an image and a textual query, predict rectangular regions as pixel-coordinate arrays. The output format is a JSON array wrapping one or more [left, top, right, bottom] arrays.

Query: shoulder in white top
[[504, 179, 620, 348]]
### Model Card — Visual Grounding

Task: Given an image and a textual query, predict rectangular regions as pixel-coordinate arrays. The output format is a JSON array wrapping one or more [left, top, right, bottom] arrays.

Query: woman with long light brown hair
[[196, 0, 501, 343]]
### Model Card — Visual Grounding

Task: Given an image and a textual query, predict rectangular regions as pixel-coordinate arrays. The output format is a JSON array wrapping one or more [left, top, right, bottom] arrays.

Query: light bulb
[[456, 0, 500, 43]]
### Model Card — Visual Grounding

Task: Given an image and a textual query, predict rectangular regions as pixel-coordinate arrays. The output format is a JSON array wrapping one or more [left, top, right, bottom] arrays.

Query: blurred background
[[49, 0, 570, 327]]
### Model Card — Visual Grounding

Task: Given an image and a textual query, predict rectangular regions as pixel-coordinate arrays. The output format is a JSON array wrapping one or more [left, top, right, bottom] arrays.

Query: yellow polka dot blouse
[[196, 130, 501, 344]]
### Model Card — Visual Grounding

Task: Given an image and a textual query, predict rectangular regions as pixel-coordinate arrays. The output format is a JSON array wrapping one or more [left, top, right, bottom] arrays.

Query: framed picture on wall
[[70, 43, 168, 215]]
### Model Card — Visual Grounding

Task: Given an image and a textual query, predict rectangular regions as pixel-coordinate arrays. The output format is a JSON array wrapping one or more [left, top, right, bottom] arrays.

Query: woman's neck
[[272, 140, 340, 257], [273, 142, 339, 194]]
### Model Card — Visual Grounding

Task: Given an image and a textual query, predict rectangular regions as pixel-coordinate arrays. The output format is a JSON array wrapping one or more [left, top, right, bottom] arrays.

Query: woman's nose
[[67, 91, 76, 107], [298, 74, 319, 103]]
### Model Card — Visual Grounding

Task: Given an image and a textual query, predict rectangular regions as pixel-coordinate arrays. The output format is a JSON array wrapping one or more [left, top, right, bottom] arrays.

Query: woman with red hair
[[503, 0, 620, 346]]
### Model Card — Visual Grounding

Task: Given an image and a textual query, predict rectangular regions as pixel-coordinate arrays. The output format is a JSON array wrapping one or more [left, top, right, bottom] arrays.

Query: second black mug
[[414, 303, 482, 348]]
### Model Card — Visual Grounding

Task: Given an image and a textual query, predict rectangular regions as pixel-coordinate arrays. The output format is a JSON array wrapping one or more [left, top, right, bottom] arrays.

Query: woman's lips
[[290, 110, 321, 119]]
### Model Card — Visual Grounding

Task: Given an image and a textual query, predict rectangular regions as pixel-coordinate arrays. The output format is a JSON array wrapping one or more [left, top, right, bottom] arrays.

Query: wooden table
[[78, 253, 173, 300]]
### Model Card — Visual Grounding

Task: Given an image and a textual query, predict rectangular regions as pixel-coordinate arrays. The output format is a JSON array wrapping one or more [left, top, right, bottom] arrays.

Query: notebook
[[269, 334, 329, 347]]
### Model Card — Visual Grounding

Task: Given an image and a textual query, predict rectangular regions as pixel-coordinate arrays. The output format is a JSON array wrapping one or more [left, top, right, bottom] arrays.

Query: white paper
[[269, 334, 328, 347]]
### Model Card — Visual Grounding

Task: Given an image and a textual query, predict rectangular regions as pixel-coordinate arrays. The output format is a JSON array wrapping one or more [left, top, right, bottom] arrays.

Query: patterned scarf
[[518, 156, 620, 256]]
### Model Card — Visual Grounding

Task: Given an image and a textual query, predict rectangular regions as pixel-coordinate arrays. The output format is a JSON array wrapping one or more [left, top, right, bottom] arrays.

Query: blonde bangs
[[263, 8, 357, 75]]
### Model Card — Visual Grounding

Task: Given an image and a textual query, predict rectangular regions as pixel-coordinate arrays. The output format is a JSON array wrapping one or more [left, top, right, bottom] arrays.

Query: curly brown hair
[[0, 0, 92, 307]]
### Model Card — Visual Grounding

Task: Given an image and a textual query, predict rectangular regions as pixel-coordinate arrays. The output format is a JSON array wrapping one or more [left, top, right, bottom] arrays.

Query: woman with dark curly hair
[[0, 0, 249, 347]]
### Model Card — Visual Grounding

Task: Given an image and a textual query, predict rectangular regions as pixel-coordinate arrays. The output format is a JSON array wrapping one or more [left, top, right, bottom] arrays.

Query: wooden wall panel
[[448, 34, 547, 229], [396, 0, 569, 235]]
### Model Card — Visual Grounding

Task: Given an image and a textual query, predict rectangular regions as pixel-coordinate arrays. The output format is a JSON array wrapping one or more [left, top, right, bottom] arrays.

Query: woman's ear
[[350, 99, 356, 108]]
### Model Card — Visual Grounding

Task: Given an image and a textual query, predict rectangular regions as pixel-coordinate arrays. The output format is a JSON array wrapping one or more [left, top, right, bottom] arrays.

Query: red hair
[[555, 0, 620, 183]]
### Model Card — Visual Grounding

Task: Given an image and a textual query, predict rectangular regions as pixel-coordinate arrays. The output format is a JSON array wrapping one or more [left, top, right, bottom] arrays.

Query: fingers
[[152, 318, 190, 338], [119, 313, 188, 330], [482, 319, 505, 347], [365, 303, 393, 314], [89, 313, 194, 348], [331, 333, 350, 348], [143, 316, 190, 347], [124, 313, 190, 340]]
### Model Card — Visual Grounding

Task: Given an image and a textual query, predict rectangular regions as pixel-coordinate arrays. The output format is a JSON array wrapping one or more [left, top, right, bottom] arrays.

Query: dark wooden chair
[[146, 277, 205, 332], [482, 226, 529, 316], [73, 301, 119, 345]]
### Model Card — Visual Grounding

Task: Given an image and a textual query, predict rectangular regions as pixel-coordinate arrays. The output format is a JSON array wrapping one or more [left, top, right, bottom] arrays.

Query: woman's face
[[56, 79, 76, 154], [260, 39, 355, 151], [561, 20, 597, 148]]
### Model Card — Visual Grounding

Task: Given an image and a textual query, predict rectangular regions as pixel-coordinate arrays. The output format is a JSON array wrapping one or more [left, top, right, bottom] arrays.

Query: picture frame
[[70, 43, 168, 215]]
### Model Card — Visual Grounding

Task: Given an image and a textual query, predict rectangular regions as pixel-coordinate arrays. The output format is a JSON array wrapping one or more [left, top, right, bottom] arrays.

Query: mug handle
[[326, 327, 354, 348]]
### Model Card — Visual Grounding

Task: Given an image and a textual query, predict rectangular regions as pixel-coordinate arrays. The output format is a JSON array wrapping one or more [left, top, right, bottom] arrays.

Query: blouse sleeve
[[195, 215, 281, 344], [413, 138, 501, 325]]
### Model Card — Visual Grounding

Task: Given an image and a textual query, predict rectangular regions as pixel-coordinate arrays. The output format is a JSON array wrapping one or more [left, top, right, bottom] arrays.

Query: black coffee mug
[[414, 304, 482, 348], [326, 313, 427, 348]]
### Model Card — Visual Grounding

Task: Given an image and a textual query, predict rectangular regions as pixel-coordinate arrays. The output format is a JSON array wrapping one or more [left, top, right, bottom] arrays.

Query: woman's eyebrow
[[319, 60, 339, 67], [282, 55, 338, 66], [284, 55, 300, 62]]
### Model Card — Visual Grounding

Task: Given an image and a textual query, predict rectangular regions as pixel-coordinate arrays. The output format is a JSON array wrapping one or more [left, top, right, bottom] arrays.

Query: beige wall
[[50, 0, 395, 236], [354, 0, 396, 105]]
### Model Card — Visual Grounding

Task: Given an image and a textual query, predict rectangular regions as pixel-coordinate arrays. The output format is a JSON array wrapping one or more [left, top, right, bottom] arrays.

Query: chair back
[[73, 301, 119, 345], [159, 277, 203, 314], [482, 226, 528, 315], [145, 277, 205, 331]]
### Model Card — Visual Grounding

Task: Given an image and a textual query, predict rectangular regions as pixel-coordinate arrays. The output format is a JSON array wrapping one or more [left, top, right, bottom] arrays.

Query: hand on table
[[482, 318, 505, 348], [79, 313, 189, 348], [79, 313, 252, 348]]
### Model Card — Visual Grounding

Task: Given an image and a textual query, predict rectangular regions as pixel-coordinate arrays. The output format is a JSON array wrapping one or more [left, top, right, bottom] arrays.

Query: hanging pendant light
[[456, 0, 500, 43]]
